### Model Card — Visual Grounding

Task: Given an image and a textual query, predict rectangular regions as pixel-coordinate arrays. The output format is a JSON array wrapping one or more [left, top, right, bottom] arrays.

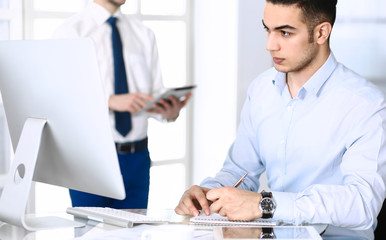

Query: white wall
[[237, 0, 272, 123], [237, 0, 272, 191], [192, 0, 238, 184], [192, 0, 272, 189]]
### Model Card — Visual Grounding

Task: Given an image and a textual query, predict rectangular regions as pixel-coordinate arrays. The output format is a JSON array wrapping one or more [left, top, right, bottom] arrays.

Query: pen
[[232, 172, 248, 188]]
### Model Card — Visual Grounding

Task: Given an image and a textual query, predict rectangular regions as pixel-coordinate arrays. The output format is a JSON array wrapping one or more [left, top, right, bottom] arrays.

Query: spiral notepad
[[190, 213, 278, 226]]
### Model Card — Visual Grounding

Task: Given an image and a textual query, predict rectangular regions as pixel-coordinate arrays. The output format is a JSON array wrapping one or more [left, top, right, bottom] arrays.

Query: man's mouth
[[272, 57, 284, 64]]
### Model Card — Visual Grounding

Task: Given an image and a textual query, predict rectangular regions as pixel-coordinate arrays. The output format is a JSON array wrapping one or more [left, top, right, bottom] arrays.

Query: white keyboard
[[67, 207, 169, 228]]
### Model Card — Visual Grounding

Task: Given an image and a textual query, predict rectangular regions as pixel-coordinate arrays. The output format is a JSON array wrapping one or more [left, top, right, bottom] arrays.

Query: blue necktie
[[107, 17, 132, 136]]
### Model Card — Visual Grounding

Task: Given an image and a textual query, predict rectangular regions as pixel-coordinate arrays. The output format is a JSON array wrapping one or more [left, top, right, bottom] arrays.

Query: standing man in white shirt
[[54, 0, 191, 209], [175, 0, 386, 237]]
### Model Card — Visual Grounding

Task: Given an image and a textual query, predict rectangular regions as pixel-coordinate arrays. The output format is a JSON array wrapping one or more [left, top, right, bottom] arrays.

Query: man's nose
[[266, 33, 279, 52]]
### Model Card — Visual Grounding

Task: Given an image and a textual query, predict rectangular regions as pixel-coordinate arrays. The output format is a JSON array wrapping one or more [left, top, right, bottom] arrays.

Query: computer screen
[[0, 39, 125, 230]]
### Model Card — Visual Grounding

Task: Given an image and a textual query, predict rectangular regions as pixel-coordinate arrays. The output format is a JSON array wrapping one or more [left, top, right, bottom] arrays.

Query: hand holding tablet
[[138, 85, 196, 113]]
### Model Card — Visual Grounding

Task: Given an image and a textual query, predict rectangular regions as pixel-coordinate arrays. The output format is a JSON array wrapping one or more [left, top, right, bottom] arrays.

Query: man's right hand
[[174, 185, 211, 217], [108, 93, 153, 114]]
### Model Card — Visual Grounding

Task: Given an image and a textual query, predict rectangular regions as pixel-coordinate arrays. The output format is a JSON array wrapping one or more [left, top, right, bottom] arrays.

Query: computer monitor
[[0, 39, 126, 230]]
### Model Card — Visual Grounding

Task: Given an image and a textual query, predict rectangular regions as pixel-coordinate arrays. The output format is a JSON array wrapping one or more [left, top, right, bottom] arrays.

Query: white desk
[[0, 209, 374, 240], [0, 212, 106, 240], [0, 209, 191, 240]]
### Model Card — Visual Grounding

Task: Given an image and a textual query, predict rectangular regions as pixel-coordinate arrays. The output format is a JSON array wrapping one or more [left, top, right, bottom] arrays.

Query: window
[[21, 0, 192, 212], [125, 0, 193, 210], [0, 21, 9, 40]]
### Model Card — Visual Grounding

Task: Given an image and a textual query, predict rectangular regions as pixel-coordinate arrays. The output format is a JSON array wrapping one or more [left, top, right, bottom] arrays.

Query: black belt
[[115, 138, 148, 154]]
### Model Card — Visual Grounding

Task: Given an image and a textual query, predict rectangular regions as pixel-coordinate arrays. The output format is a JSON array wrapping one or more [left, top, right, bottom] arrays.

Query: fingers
[[180, 93, 192, 105], [129, 93, 153, 113], [129, 100, 144, 114], [110, 92, 192, 115], [208, 187, 244, 219], [169, 93, 192, 108], [134, 92, 154, 102], [206, 187, 222, 202], [207, 187, 226, 215], [154, 96, 179, 110], [175, 191, 201, 216], [174, 185, 211, 217], [195, 188, 211, 216], [109, 93, 153, 113], [148, 94, 192, 120], [124, 93, 152, 114], [149, 93, 192, 112], [207, 188, 261, 221]]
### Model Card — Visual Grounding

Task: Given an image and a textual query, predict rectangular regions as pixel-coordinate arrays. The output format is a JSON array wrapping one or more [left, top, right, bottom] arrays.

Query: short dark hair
[[266, 0, 337, 34]]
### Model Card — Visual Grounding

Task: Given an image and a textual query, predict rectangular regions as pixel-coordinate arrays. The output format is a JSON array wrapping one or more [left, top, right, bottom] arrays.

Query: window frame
[[21, 0, 193, 211]]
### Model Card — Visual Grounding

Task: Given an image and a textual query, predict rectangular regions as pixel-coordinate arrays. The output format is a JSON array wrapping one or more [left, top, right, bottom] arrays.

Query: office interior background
[[0, 0, 385, 214]]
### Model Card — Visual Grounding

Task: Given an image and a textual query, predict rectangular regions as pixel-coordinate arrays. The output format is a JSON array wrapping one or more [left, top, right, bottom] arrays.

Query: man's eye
[[282, 31, 291, 36]]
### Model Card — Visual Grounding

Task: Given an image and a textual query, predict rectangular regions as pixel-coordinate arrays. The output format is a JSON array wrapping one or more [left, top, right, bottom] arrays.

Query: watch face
[[261, 198, 276, 212]]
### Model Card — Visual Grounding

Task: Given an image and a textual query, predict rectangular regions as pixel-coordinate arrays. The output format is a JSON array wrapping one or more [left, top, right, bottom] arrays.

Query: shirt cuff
[[271, 191, 296, 223]]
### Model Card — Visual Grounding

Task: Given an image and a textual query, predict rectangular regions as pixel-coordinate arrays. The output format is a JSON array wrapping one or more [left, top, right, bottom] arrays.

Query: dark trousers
[[69, 147, 151, 209]]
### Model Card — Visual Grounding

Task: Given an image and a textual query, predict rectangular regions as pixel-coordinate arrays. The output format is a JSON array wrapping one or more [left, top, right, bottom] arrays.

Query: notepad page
[[190, 213, 278, 226]]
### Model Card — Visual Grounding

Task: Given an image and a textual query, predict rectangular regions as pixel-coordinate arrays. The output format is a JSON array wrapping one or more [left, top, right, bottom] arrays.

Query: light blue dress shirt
[[201, 53, 386, 233]]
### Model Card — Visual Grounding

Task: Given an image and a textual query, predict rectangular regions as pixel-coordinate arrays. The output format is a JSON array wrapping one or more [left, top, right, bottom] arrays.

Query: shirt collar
[[272, 52, 338, 98], [88, 2, 123, 26], [302, 52, 338, 97], [272, 71, 287, 94]]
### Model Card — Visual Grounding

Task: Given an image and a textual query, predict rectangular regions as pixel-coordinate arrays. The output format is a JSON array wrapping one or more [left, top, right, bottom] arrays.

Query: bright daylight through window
[[19, 0, 191, 213]]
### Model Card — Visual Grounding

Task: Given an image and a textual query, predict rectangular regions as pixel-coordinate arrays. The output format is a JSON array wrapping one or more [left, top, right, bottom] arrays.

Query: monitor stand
[[0, 118, 85, 231]]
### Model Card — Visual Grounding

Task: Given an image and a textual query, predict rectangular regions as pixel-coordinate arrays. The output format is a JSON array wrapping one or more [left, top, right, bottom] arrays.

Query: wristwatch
[[260, 227, 276, 239], [259, 191, 276, 219]]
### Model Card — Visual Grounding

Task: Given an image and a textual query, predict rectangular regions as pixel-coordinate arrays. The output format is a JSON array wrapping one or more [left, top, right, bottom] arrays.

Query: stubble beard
[[289, 45, 316, 73]]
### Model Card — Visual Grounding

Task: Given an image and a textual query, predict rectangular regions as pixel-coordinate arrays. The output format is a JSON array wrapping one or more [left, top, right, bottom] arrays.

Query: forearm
[[273, 182, 382, 230]]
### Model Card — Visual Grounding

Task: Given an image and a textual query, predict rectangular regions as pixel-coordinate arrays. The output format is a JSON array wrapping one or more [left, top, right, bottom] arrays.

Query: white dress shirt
[[54, 2, 165, 143], [201, 53, 386, 232]]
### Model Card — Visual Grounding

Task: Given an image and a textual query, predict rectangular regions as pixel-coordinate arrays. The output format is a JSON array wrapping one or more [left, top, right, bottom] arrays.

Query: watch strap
[[261, 191, 272, 198], [262, 211, 273, 219], [261, 227, 276, 239]]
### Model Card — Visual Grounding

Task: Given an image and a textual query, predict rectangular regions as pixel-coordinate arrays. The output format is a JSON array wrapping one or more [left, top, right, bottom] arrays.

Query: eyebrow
[[262, 20, 296, 31]]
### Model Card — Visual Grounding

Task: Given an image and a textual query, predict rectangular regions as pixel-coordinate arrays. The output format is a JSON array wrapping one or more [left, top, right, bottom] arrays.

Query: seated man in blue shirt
[[175, 0, 386, 235]]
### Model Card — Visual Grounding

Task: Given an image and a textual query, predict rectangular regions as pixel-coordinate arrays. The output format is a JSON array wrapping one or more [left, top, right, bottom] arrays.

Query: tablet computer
[[139, 85, 196, 113], [214, 226, 322, 240]]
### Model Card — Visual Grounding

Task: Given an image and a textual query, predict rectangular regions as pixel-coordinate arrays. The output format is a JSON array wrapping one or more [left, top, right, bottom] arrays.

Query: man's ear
[[314, 22, 332, 45]]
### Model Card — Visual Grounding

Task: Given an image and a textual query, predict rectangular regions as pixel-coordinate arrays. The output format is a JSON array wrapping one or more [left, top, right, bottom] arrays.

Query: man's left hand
[[146, 93, 192, 121]]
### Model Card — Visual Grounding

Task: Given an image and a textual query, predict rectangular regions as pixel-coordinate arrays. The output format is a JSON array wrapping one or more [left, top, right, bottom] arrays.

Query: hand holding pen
[[174, 172, 249, 217], [205, 172, 260, 221]]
